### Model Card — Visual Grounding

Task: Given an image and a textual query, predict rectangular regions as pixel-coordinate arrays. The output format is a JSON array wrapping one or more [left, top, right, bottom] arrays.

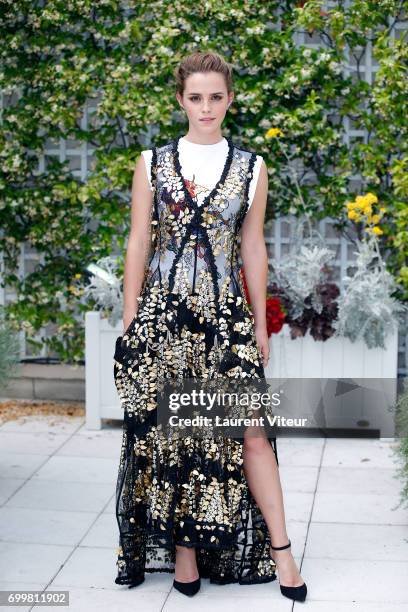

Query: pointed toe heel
[[280, 582, 307, 602], [270, 539, 307, 602], [173, 576, 201, 596]]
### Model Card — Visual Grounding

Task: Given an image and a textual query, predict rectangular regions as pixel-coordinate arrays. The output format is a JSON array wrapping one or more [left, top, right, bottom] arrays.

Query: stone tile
[[0, 507, 98, 546], [81, 513, 118, 548], [280, 492, 314, 523], [306, 522, 408, 561], [102, 493, 115, 515], [322, 438, 401, 470], [318, 467, 403, 495], [301, 557, 408, 603], [0, 542, 72, 583], [75, 424, 122, 438], [55, 432, 121, 459], [275, 439, 324, 467], [4, 480, 113, 513], [0, 453, 48, 479], [279, 466, 319, 493], [0, 478, 26, 505], [31, 455, 117, 484], [0, 431, 70, 455], [312, 491, 408, 525]]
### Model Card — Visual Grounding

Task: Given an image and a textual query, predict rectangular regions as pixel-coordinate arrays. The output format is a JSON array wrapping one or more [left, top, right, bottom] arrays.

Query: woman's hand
[[122, 308, 138, 336], [255, 324, 270, 368]]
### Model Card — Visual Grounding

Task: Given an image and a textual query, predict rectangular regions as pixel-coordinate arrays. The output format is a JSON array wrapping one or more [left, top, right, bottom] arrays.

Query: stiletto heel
[[270, 539, 307, 602], [173, 576, 201, 596]]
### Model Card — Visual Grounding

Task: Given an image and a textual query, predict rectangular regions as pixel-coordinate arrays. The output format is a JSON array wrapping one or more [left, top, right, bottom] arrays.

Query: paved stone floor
[[0, 415, 407, 611]]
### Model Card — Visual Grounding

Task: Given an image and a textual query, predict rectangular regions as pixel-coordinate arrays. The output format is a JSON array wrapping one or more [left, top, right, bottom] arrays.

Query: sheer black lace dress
[[113, 135, 279, 587]]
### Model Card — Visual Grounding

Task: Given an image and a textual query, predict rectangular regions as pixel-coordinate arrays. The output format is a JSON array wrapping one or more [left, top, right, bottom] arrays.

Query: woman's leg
[[242, 428, 305, 587], [175, 545, 199, 582]]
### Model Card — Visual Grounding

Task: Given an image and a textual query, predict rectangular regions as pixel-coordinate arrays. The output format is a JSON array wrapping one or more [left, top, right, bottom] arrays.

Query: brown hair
[[174, 51, 233, 96]]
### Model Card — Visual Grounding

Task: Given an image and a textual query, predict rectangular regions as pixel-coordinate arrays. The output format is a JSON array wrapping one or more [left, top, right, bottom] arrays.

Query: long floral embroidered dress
[[113, 134, 279, 587]]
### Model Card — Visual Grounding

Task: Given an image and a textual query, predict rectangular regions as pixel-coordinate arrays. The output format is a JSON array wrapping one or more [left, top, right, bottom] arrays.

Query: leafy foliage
[[0, 1, 406, 361]]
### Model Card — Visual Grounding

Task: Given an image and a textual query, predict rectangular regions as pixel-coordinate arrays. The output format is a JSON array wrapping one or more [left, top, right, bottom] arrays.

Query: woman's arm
[[122, 154, 154, 333], [240, 159, 269, 367]]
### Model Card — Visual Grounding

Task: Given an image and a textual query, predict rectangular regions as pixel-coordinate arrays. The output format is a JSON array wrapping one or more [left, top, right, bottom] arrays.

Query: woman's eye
[[189, 95, 223, 101]]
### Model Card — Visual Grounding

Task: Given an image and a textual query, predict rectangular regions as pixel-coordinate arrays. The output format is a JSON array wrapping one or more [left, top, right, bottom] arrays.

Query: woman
[[113, 51, 307, 602]]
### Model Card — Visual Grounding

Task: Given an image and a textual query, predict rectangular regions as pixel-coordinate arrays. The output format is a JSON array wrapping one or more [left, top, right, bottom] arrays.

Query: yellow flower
[[75, 273, 82, 279], [265, 127, 283, 139], [355, 195, 366, 207], [364, 192, 378, 205], [372, 226, 383, 235], [347, 210, 359, 220], [379, 207, 386, 213], [371, 214, 381, 224]]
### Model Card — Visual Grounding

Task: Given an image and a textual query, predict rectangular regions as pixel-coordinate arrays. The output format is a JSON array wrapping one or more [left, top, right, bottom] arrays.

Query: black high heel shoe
[[270, 539, 307, 602], [173, 576, 201, 597]]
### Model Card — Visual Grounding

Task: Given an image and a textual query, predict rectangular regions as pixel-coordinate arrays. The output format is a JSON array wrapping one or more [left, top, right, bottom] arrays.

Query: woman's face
[[176, 71, 233, 135]]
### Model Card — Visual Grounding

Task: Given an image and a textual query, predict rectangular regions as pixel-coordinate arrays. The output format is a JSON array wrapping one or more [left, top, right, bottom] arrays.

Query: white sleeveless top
[[141, 136, 263, 210]]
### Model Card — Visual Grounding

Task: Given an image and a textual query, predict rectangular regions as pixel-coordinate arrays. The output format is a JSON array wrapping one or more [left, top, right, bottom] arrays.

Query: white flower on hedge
[[329, 61, 342, 73], [288, 75, 298, 84], [319, 52, 331, 62], [301, 68, 312, 78]]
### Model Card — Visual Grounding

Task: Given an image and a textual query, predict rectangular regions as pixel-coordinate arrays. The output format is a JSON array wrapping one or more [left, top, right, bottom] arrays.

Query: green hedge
[[0, 1, 406, 362]]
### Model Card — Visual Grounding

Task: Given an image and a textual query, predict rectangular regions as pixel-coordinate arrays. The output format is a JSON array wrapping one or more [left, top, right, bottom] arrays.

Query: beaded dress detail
[[113, 135, 279, 587]]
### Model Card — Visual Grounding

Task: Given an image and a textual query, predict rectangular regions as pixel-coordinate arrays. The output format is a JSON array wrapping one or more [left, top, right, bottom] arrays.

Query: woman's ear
[[176, 93, 185, 110]]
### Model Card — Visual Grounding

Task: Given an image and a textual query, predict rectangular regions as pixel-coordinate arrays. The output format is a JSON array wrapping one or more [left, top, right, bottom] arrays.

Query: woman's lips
[[200, 118, 215, 122]]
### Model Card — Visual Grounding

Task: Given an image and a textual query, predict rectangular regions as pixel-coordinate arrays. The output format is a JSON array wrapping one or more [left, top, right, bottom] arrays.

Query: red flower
[[240, 267, 286, 337], [266, 296, 286, 337]]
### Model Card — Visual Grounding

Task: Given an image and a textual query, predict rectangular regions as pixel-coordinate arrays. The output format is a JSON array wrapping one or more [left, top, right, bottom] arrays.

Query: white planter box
[[263, 323, 399, 435], [85, 311, 122, 429], [264, 323, 398, 379]]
